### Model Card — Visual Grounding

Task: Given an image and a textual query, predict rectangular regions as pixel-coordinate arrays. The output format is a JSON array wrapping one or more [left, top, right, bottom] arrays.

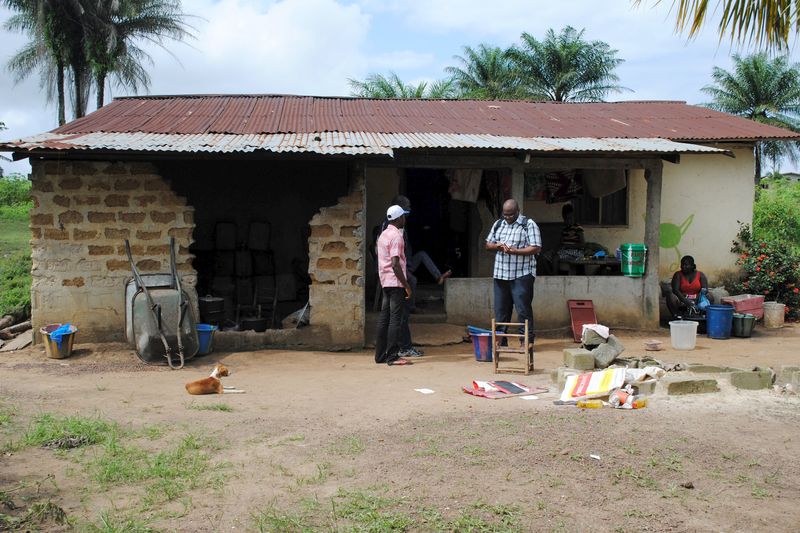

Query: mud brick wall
[[28, 159, 196, 342], [307, 169, 365, 347]]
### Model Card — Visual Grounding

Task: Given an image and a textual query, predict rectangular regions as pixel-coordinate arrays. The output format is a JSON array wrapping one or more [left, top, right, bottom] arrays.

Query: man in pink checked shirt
[[374, 205, 414, 366]]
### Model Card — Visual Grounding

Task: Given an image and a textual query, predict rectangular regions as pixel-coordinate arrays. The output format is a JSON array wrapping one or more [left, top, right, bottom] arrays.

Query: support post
[[643, 161, 663, 329], [511, 163, 525, 211]]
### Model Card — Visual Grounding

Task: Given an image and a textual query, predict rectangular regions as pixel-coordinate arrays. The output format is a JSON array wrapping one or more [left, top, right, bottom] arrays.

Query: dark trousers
[[375, 287, 405, 363], [493, 274, 535, 336], [399, 272, 416, 350]]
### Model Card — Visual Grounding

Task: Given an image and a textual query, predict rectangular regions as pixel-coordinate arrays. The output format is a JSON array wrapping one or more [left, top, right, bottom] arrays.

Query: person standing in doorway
[[375, 205, 414, 366], [485, 199, 542, 341], [382, 195, 450, 357]]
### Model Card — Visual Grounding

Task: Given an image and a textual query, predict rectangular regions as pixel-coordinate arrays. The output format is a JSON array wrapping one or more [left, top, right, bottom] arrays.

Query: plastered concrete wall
[[307, 171, 365, 347], [445, 276, 649, 331], [28, 159, 195, 342], [657, 150, 754, 280]]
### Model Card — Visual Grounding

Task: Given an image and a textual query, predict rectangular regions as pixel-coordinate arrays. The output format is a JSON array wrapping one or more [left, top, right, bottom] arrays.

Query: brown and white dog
[[185, 364, 243, 394]]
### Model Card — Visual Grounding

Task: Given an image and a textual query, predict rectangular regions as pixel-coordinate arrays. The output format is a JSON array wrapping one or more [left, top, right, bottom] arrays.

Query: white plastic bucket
[[763, 302, 786, 329], [669, 320, 698, 350]]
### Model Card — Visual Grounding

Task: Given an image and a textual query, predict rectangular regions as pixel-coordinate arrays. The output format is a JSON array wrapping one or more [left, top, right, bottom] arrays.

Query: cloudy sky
[[1, 0, 797, 175]]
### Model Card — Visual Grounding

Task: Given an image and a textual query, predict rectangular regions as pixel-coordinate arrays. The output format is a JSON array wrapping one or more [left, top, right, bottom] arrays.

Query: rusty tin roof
[[2, 95, 796, 157]]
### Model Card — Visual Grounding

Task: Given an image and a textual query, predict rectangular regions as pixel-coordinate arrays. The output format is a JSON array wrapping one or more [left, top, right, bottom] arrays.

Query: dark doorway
[[403, 169, 471, 278]]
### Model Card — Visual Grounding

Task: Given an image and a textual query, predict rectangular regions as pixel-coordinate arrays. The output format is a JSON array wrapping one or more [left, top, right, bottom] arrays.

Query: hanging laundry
[[545, 170, 583, 204], [448, 169, 482, 202]]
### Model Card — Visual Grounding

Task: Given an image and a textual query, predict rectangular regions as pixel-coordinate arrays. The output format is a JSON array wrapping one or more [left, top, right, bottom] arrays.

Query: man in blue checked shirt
[[485, 199, 542, 341]]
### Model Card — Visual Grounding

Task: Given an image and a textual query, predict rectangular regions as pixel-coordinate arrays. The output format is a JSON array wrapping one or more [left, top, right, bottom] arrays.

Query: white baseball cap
[[386, 204, 409, 221]]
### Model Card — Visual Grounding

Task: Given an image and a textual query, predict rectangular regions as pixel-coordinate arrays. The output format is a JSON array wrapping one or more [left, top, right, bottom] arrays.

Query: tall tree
[[635, 0, 800, 52], [0, 120, 7, 176], [703, 53, 800, 184], [3, 0, 84, 125], [348, 72, 457, 99], [83, 0, 194, 109], [445, 44, 522, 99], [506, 26, 628, 102], [4, 0, 193, 122]]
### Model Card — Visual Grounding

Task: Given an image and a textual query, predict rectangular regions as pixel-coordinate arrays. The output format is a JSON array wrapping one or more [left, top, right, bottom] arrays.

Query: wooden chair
[[491, 319, 534, 375]]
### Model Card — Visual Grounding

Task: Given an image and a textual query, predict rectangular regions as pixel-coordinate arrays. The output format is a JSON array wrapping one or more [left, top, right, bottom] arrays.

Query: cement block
[[730, 370, 775, 390], [563, 348, 594, 370], [550, 367, 581, 390], [776, 366, 800, 386], [687, 364, 740, 374], [665, 377, 720, 395], [792, 371, 800, 390], [634, 379, 657, 395]]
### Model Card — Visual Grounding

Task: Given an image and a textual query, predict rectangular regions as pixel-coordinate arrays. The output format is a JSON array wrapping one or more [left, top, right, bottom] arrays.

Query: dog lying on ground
[[185, 363, 244, 394]]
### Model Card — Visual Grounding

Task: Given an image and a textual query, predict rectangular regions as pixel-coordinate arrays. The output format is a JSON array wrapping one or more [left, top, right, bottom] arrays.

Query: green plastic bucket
[[620, 243, 647, 277]]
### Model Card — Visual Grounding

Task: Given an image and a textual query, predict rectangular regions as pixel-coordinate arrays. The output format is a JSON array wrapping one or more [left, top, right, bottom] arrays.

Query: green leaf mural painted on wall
[[640, 213, 695, 271], [660, 214, 694, 270]]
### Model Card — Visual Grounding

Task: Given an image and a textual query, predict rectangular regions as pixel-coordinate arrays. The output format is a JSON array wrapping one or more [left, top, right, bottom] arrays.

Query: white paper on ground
[[520, 395, 539, 400], [414, 388, 435, 394]]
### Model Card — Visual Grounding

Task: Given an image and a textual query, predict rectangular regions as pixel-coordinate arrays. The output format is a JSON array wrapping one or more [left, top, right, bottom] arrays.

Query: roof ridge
[[111, 94, 688, 105]]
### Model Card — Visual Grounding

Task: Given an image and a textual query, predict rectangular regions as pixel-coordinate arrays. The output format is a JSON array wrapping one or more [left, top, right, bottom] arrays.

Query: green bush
[[754, 177, 800, 250], [0, 174, 31, 207], [731, 224, 800, 320], [0, 203, 30, 221], [0, 252, 31, 320]]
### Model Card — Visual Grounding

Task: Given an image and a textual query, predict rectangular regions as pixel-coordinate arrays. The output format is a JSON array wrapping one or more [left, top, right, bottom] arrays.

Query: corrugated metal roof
[[43, 95, 799, 141], [2, 95, 795, 157], [0, 131, 729, 157]]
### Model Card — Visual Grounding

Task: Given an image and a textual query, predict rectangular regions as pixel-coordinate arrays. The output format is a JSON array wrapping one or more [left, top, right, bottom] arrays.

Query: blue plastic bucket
[[471, 334, 493, 362], [196, 324, 218, 355], [706, 305, 734, 339]]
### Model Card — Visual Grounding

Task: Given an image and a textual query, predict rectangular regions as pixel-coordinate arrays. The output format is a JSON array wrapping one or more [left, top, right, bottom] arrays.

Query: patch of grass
[[327, 435, 366, 456], [763, 471, 781, 485], [141, 425, 165, 440], [90, 434, 223, 510], [253, 504, 311, 532], [751, 485, 771, 499], [253, 490, 523, 532], [85, 509, 156, 532], [470, 501, 521, 529], [296, 462, 332, 487], [623, 444, 640, 455], [0, 497, 69, 531], [25, 500, 68, 525], [623, 509, 653, 519], [23, 414, 117, 449], [270, 434, 305, 447], [413, 441, 450, 458], [612, 466, 659, 490], [0, 401, 15, 427], [332, 489, 414, 531], [0, 251, 31, 319], [464, 445, 486, 457], [187, 402, 233, 412]]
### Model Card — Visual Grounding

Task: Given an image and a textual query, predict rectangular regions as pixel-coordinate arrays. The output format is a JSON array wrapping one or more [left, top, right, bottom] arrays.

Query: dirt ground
[[1, 323, 799, 532]]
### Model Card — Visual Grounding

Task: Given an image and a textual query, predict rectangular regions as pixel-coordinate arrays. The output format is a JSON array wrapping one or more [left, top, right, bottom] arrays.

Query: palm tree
[[506, 26, 628, 102], [348, 72, 457, 98], [445, 44, 522, 99], [83, 0, 194, 109], [3, 0, 84, 125], [702, 53, 800, 184], [634, 0, 800, 52]]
